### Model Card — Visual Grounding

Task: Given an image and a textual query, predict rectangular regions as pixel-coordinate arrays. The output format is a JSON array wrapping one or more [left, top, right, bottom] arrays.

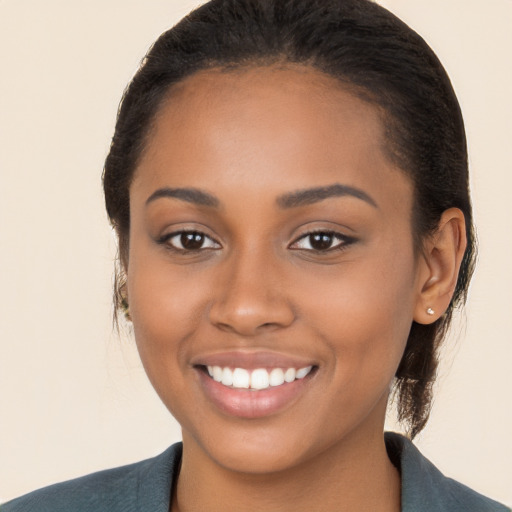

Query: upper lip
[[190, 350, 317, 370]]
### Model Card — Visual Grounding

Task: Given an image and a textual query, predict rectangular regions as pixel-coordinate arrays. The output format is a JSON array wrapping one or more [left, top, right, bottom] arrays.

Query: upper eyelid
[[164, 229, 217, 239], [288, 230, 357, 253], [290, 220, 356, 237], [290, 229, 353, 243], [158, 226, 220, 242], [157, 227, 354, 249]]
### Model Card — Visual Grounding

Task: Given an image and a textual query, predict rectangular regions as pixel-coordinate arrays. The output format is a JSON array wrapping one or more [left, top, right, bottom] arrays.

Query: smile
[[206, 365, 313, 390]]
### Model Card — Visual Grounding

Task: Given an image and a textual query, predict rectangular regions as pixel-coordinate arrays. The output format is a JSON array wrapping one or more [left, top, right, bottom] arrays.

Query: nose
[[208, 248, 295, 336]]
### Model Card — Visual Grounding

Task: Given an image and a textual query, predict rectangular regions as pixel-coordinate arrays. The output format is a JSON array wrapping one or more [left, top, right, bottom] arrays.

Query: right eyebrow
[[276, 183, 378, 209], [145, 187, 220, 208]]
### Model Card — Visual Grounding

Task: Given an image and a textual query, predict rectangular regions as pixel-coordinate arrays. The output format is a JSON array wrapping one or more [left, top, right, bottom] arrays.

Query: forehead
[[133, 65, 411, 210], [149, 65, 386, 156]]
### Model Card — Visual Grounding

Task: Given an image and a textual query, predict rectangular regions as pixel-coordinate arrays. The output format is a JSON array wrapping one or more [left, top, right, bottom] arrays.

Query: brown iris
[[181, 232, 205, 250], [309, 233, 335, 251]]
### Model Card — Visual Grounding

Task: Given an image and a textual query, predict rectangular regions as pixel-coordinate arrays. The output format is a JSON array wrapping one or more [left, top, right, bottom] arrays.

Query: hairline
[[119, 61, 426, 267]]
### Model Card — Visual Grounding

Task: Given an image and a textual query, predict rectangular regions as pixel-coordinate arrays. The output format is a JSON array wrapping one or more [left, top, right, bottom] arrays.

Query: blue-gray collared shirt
[[2, 433, 509, 511]]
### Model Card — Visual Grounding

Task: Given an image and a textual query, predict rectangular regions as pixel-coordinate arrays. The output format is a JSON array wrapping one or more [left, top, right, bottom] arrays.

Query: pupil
[[181, 232, 204, 250], [310, 233, 333, 250]]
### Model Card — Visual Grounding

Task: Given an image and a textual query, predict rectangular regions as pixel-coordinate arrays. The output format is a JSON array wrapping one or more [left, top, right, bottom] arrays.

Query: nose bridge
[[209, 243, 294, 335]]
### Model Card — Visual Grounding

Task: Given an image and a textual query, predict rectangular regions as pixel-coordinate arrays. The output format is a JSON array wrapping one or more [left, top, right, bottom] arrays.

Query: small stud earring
[[426, 307, 435, 316]]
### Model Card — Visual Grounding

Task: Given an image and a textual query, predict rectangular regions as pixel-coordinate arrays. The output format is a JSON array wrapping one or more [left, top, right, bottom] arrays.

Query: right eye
[[158, 230, 221, 252]]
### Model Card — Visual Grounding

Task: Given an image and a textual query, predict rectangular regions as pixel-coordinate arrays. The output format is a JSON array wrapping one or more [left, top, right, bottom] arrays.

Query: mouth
[[203, 365, 314, 390], [193, 354, 318, 418]]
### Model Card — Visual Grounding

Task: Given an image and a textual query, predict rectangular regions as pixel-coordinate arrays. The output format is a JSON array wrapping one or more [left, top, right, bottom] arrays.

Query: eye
[[159, 230, 221, 252], [290, 231, 354, 252]]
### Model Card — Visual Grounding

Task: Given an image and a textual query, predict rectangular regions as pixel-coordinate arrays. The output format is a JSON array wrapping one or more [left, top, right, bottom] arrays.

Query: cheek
[[299, 247, 417, 386], [126, 252, 210, 385], [128, 238, 210, 328], [126, 264, 212, 428]]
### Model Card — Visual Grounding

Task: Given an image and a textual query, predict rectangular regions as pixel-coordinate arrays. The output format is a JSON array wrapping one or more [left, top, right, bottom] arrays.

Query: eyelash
[[157, 231, 221, 253], [157, 229, 356, 254], [289, 230, 356, 253]]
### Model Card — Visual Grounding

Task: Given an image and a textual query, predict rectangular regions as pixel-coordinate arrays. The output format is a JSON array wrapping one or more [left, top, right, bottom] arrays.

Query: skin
[[126, 66, 466, 512]]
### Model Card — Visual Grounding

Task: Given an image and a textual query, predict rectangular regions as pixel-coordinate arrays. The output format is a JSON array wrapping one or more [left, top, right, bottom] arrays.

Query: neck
[[172, 426, 401, 512]]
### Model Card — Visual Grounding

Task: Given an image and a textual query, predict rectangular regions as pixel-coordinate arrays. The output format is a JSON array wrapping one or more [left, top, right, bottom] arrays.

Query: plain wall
[[0, 0, 510, 505]]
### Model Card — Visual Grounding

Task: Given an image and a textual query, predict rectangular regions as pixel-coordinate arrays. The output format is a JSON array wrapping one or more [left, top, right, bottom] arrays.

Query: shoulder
[[385, 432, 510, 512], [1, 443, 182, 512]]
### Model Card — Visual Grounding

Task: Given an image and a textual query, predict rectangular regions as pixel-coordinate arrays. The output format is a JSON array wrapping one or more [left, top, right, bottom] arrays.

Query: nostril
[[259, 322, 282, 330], [214, 321, 238, 334], [208, 292, 296, 335]]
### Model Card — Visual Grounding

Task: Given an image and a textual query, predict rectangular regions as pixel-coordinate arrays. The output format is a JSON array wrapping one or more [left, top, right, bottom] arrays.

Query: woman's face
[[127, 66, 426, 473]]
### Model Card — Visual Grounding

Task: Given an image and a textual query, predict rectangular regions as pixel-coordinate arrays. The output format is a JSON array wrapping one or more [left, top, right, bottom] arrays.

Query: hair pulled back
[[103, 0, 476, 438]]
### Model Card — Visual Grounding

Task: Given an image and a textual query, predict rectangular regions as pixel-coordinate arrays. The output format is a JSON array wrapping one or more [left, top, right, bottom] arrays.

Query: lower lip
[[197, 368, 313, 419]]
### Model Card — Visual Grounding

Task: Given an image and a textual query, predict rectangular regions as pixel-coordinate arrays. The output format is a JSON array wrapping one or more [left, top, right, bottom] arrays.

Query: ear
[[414, 208, 467, 325]]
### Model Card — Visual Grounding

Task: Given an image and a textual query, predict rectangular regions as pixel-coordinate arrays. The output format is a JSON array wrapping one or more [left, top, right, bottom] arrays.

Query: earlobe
[[414, 208, 467, 325]]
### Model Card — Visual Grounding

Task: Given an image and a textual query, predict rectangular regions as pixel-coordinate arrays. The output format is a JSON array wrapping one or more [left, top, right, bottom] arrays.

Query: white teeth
[[269, 368, 285, 386], [206, 365, 313, 389], [284, 368, 296, 383], [232, 368, 250, 388], [212, 366, 223, 382], [296, 366, 312, 379], [250, 368, 270, 390], [221, 367, 233, 386]]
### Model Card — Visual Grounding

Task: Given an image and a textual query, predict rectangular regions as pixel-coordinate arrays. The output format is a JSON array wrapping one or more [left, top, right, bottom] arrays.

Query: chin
[[196, 432, 313, 475]]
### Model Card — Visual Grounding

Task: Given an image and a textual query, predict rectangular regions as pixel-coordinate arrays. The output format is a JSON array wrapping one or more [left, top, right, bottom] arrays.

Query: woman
[[2, 0, 509, 510]]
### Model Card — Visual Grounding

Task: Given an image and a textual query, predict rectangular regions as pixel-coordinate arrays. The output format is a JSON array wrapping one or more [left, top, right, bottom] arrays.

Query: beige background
[[0, 0, 510, 505]]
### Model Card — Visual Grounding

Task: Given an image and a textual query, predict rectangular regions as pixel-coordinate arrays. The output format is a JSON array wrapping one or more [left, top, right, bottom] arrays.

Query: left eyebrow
[[145, 187, 220, 208], [276, 183, 378, 209]]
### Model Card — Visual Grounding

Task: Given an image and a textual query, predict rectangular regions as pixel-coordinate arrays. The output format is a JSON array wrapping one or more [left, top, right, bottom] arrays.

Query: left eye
[[161, 231, 221, 251], [290, 231, 352, 252]]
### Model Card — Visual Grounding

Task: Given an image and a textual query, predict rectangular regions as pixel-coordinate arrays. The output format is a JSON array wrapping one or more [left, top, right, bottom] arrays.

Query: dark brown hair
[[103, 0, 476, 438]]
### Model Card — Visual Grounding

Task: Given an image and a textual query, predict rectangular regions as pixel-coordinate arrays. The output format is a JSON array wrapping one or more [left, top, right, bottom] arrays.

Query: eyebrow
[[145, 183, 377, 210], [145, 187, 220, 208], [276, 184, 378, 209]]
